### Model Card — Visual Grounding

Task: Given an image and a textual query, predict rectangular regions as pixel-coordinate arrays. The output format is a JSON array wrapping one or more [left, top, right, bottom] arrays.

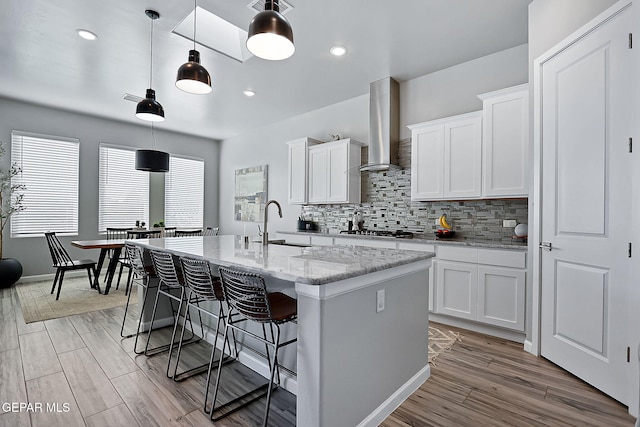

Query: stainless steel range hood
[[360, 77, 400, 172]]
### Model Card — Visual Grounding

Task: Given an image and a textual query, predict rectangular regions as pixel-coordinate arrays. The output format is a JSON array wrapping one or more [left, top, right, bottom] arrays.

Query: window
[[99, 144, 149, 232], [10, 131, 80, 237], [165, 156, 204, 228]]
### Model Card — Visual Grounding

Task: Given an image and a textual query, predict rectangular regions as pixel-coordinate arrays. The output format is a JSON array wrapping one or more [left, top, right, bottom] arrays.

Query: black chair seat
[[54, 259, 97, 269]]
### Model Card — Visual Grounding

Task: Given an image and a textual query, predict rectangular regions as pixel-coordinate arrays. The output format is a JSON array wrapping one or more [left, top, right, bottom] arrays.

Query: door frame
[[530, 0, 633, 410]]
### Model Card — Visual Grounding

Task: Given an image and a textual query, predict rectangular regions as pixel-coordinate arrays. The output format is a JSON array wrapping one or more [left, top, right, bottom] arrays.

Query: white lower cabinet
[[436, 246, 525, 331]]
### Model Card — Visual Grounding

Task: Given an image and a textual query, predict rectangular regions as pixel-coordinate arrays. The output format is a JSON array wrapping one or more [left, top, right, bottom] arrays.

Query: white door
[[444, 112, 482, 199], [540, 6, 631, 403]]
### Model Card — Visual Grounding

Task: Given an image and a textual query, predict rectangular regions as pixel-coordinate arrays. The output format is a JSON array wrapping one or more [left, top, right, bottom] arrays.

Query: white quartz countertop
[[130, 235, 434, 285]]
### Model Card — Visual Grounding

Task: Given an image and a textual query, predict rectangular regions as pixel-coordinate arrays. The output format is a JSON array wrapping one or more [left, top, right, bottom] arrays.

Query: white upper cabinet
[[478, 84, 529, 198], [409, 111, 482, 201], [287, 137, 321, 205], [307, 138, 364, 204]]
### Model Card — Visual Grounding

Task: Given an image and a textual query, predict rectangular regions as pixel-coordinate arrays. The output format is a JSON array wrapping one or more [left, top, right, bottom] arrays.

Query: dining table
[[71, 239, 126, 295]]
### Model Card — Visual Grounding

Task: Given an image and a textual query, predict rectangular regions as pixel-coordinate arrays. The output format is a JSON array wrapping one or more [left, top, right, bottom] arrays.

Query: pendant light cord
[[149, 15, 154, 88], [193, 0, 197, 50]]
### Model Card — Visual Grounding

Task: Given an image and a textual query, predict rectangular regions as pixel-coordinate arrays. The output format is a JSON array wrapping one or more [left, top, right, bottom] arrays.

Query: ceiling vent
[[247, 0, 293, 15], [122, 93, 144, 103]]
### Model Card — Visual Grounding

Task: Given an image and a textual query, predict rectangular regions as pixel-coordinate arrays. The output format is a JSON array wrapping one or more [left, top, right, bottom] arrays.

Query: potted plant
[[0, 141, 25, 288]]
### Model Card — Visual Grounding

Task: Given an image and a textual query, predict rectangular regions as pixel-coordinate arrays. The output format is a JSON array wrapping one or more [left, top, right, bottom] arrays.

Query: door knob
[[539, 242, 552, 251]]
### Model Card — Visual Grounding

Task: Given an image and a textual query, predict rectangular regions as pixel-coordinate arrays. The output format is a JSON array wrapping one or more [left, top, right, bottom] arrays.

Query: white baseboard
[[524, 339, 535, 355], [140, 316, 175, 333], [357, 364, 431, 427]]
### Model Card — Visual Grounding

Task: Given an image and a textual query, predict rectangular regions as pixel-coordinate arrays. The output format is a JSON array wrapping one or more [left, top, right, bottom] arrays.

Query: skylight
[[172, 6, 253, 63]]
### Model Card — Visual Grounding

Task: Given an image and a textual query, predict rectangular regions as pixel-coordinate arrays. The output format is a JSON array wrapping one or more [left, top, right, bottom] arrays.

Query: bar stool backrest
[[124, 243, 149, 278], [149, 250, 182, 288], [218, 267, 273, 323], [180, 257, 221, 301]]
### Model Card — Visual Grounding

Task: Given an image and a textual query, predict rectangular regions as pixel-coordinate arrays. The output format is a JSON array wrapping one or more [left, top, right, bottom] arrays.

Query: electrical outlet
[[503, 219, 517, 228], [435, 219, 441, 226], [376, 289, 385, 313]]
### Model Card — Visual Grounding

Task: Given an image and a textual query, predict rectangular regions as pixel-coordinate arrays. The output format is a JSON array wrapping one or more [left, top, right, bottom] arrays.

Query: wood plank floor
[[382, 323, 635, 427], [0, 284, 635, 426]]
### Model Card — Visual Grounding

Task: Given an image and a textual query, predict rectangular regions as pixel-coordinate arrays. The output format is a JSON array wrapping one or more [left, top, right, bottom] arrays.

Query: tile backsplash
[[300, 139, 529, 243]]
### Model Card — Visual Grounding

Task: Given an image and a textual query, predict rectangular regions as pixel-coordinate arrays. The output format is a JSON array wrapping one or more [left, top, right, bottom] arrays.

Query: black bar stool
[[120, 243, 162, 356], [210, 266, 297, 426], [147, 250, 200, 374], [178, 257, 234, 409]]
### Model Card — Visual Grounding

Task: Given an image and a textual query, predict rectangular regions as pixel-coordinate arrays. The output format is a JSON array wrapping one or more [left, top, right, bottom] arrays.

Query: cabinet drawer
[[437, 245, 477, 263], [477, 248, 526, 268]]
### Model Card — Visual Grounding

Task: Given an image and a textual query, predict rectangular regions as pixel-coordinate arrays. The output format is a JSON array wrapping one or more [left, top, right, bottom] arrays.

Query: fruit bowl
[[434, 229, 456, 239]]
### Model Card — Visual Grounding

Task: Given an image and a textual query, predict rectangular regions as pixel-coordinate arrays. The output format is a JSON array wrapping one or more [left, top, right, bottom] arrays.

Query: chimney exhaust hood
[[360, 77, 400, 172]]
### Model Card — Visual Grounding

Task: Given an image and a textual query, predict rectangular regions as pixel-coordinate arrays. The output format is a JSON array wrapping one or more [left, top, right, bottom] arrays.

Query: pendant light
[[136, 123, 170, 173], [246, 0, 294, 61], [136, 10, 165, 122], [176, 0, 212, 94]]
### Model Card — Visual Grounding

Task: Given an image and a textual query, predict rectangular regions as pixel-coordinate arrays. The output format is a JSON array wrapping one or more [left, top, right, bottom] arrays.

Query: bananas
[[439, 214, 452, 230]]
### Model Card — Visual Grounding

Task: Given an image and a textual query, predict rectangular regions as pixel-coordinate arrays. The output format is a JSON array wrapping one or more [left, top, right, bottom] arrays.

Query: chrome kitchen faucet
[[262, 200, 283, 245]]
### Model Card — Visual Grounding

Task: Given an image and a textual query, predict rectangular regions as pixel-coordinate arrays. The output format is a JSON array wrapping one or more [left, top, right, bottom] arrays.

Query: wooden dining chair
[[163, 227, 177, 238], [44, 232, 100, 300], [106, 227, 133, 293]]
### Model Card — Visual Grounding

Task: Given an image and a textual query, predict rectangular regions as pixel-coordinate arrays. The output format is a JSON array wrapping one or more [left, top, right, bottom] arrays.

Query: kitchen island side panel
[[296, 260, 431, 427]]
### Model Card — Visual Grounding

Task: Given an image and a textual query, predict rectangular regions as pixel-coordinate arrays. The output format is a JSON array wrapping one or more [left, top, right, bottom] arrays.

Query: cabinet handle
[[539, 242, 552, 251]]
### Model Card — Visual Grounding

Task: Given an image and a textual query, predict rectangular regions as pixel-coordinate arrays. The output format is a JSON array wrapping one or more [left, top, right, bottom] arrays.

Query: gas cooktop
[[339, 230, 414, 238]]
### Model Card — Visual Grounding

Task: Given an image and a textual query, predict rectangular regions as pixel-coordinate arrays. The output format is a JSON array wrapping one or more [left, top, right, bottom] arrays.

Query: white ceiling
[[0, 0, 531, 141]]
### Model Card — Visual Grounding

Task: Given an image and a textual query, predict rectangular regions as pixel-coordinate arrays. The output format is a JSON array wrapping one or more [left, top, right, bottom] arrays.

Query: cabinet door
[[411, 124, 444, 200], [477, 265, 525, 331], [327, 143, 349, 203], [307, 146, 327, 203], [288, 142, 308, 204], [444, 114, 482, 199], [436, 260, 477, 320], [482, 86, 529, 197]]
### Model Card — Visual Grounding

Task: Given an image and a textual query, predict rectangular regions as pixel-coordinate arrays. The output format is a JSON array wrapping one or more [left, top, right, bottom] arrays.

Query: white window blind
[[165, 156, 204, 228], [99, 144, 149, 232], [10, 131, 79, 237]]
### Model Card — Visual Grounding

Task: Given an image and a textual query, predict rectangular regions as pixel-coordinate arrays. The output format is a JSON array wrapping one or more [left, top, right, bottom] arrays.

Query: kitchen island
[[130, 235, 434, 427]]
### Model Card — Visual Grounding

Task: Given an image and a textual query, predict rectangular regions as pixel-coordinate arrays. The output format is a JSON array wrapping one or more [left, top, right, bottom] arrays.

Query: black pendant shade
[[247, 0, 294, 60], [136, 89, 165, 122], [176, 50, 212, 94], [135, 149, 169, 172]]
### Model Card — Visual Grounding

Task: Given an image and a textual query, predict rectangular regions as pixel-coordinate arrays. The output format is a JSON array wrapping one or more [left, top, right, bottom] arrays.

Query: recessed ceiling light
[[243, 89, 256, 97], [330, 46, 347, 56], [77, 29, 98, 40]]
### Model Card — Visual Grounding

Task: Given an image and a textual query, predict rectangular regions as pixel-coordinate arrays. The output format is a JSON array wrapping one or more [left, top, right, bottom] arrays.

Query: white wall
[[219, 44, 528, 236], [0, 97, 220, 276]]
